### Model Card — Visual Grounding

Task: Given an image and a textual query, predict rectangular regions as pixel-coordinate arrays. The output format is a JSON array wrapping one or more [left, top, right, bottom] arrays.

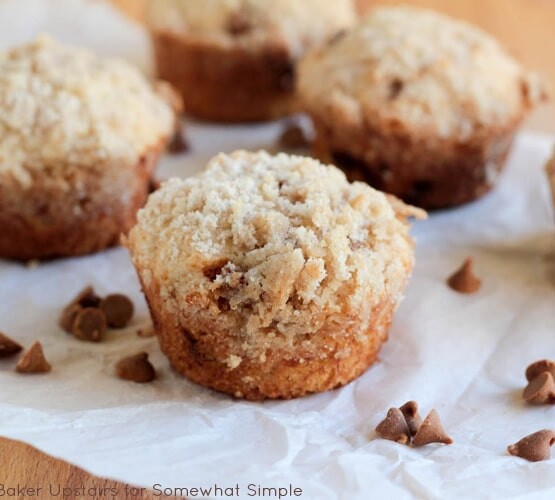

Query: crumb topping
[[146, 0, 356, 58], [0, 36, 176, 187], [128, 151, 418, 341], [299, 6, 548, 141]]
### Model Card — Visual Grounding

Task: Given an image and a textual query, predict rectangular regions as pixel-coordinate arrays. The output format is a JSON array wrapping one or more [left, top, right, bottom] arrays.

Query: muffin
[[0, 36, 180, 260], [146, 0, 357, 122], [127, 150, 424, 400], [298, 6, 548, 209]]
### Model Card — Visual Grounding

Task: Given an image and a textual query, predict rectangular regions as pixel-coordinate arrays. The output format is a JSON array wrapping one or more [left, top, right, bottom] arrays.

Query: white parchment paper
[[1, 2, 555, 499]]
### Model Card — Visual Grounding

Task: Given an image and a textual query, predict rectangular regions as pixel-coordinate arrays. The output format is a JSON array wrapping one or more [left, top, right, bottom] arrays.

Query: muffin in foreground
[[298, 6, 548, 209], [146, 0, 356, 122], [127, 150, 424, 400], [0, 36, 179, 260]]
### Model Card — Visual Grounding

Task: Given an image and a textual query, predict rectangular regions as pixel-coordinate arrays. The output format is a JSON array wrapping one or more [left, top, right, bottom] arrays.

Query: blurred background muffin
[[0, 36, 179, 260], [143, 0, 357, 122], [298, 6, 547, 209], [109, 0, 555, 134]]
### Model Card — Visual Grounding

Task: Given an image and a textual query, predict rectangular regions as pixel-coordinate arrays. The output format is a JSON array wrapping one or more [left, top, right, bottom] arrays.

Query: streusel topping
[[128, 151, 421, 337], [299, 7, 547, 141], [146, 0, 356, 58], [0, 36, 175, 186]]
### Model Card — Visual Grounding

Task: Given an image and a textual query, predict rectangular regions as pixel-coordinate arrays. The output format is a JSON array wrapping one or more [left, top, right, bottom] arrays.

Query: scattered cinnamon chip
[[526, 359, 555, 382], [375, 408, 410, 444], [508, 430, 555, 462], [59, 302, 83, 334], [447, 258, 481, 294], [72, 308, 107, 342], [71, 285, 101, 308], [59, 286, 100, 333], [115, 352, 156, 383], [167, 126, 189, 154], [523, 371, 555, 404], [15, 341, 51, 374], [0, 331, 23, 358], [412, 409, 453, 447], [277, 123, 309, 150], [100, 294, 134, 329], [399, 400, 422, 437]]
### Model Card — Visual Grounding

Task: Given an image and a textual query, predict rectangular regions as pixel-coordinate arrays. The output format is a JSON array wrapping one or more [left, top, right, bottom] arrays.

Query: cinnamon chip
[[526, 359, 555, 382], [399, 400, 422, 437], [59, 302, 83, 334], [447, 258, 481, 294], [71, 285, 101, 308], [167, 126, 189, 154], [508, 430, 555, 462], [523, 371, 555, 404], [59, 286, 100, 333], [375, 408, 410, 444], [100, 294, 134, 328], [115, 352, 156, 383], [15, 341, 51, 374], [412, 409, 453, 447], [72, 308, 107, 342], [0, 331, 23, 358], [277, 123, 309, 150]]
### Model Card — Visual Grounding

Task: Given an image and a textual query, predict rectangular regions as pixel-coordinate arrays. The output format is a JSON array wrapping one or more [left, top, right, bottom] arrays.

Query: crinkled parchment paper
[[1, 2, 555, 498]]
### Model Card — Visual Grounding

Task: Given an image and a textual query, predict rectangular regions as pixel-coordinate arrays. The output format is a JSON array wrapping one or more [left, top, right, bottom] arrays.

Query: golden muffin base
[[310, 115, 518, 210], [0, 146, 163, 261], [140, 274, 403, 401], [152, 31, 296, 123]]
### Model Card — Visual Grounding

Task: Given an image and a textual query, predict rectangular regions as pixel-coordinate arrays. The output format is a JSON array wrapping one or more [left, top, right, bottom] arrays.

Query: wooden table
[[2, 0, 554, 492], [0, 437, 180, 499]]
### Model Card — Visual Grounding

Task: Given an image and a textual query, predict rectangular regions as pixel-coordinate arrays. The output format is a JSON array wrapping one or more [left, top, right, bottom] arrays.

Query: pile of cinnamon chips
[[507, 359, 555, 462], [375, 401, 453, 447], [59, 286, 156, 383], [59, 286, 134, 342]]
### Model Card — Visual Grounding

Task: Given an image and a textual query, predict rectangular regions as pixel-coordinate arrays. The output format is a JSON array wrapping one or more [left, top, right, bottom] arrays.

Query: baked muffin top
[[0, 36, 176, 187], [146, 0, 357, 58], [299, 6, 547, 142], [128, 150, 422, 338]]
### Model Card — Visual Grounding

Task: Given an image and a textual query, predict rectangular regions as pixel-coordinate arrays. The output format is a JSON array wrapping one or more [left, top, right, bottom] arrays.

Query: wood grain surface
[[2, 0, 554, 493], [0, 437, 180, 499]]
